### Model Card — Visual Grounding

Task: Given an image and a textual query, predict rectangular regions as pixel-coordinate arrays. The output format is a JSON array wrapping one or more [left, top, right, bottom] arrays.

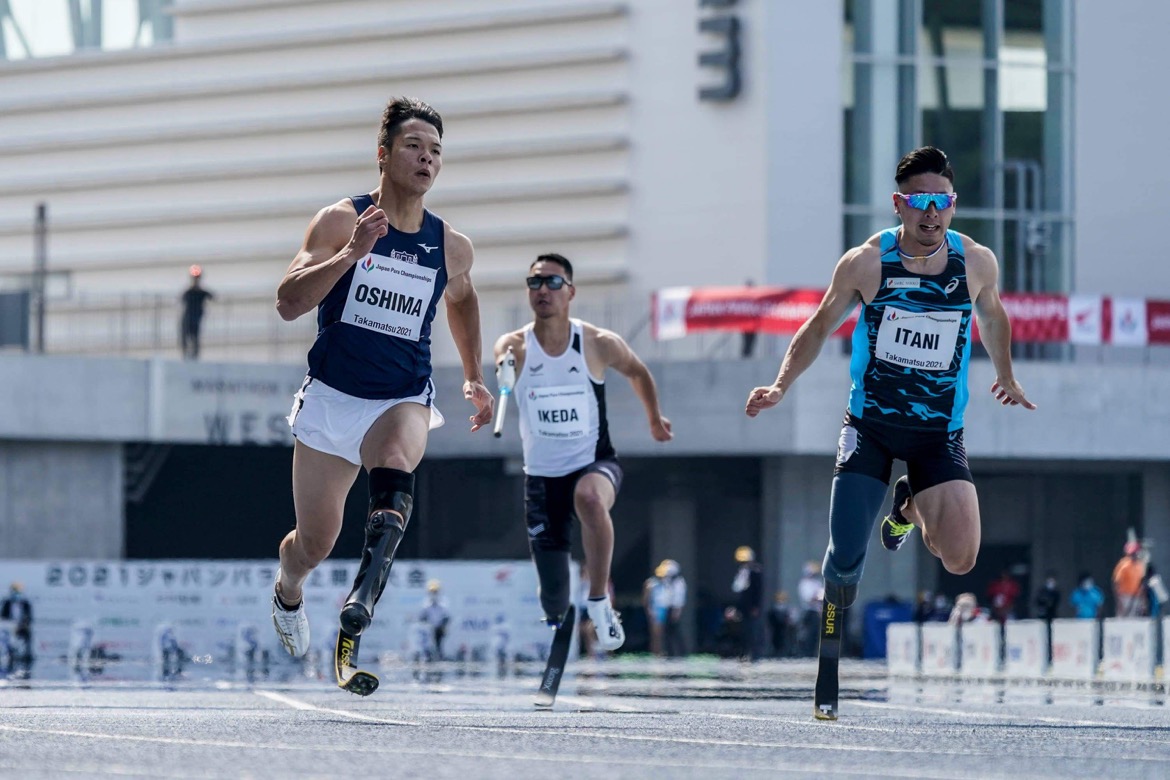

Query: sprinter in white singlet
[[494, 253, 672, 651]]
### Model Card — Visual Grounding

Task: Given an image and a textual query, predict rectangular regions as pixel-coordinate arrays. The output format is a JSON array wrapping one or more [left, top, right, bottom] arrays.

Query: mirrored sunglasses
[[896, 192, 957, 211], [526, 275, 572, 291]]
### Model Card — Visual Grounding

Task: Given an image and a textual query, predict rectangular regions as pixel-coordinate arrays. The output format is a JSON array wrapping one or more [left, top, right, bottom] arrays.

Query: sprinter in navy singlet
[[745, 147, 1036, 719], [268, 98, 493, 694], [493, 253, 673, 662]]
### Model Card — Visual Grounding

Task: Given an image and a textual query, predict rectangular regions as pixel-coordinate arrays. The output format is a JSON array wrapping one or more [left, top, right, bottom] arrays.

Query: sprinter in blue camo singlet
[[848, 227, 973, 432], [744, 147, 1036, 720]]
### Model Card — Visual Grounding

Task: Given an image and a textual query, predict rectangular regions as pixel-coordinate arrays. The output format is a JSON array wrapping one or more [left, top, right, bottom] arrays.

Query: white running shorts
[[287, 376, 444, 465]]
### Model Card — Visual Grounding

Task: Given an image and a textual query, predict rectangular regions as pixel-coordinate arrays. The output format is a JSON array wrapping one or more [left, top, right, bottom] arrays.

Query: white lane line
[[253, 689, 421, 726], [853, 699, 1149, 729], [0, 723, 936, 777]]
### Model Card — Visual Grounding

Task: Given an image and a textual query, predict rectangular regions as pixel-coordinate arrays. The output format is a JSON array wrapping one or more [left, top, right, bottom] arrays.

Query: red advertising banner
[[652, 286, 1170, 346], [1149, 300, 1170, 345]]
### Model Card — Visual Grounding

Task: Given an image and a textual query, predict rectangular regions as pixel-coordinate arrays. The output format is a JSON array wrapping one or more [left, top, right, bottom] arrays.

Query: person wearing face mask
[[1035, 572, 1061, 665], [1070, 573, 1105, 620]]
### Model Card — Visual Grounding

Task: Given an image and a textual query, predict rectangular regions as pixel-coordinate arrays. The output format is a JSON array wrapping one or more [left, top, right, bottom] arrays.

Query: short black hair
[[895, 146, 954, 186], [378, 96, 443, 149], [531, 253, 573, 281]]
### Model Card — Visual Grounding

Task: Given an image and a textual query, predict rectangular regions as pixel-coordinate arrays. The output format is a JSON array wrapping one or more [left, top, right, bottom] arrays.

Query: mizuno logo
[[568, 366, 580, 373], [529, 363, 543, 373], [418, 243, 437, 254], [528, 524, 545, 537]]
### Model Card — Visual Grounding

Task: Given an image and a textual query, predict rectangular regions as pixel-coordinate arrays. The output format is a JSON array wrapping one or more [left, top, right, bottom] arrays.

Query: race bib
[[341, 253, 437, 341], [525, 384, 591, 440], [875, 306, 962, 371]]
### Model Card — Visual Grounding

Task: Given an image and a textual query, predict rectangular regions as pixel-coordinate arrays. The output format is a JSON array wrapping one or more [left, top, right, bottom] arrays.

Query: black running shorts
[[833, 411, 973, 492], [524, 459, 624, 553]]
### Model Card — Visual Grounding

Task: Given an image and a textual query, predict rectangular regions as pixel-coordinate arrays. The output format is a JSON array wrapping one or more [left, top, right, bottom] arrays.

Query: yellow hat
[[655, 559, 679, 578], [735, 545, 754, 563], [426, 579, 441, 593]]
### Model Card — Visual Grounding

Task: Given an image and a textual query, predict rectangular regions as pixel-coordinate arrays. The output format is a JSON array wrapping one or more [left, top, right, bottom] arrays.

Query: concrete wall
[[0, 440, 123, 558], [1075, 0, 1170, 297]]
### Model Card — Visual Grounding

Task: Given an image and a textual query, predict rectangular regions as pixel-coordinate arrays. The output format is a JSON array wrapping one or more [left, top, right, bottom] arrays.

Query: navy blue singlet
[[305, 194, 448, 400]]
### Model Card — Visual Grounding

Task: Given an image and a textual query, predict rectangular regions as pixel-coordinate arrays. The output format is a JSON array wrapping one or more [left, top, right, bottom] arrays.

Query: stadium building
[[1, 0, 1168, 651]]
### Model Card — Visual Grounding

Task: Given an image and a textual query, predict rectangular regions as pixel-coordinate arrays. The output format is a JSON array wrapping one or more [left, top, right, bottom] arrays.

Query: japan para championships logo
[[361, 257, 374, 272]]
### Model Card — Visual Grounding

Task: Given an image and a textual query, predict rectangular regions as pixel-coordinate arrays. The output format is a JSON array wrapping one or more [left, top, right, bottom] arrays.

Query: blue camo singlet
[[305, 194, 448, 400], [847, 228, 973, 432]]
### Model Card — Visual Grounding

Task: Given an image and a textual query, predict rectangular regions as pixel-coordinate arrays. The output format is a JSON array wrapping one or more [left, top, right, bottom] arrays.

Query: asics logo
[[943, 278, 960, 296]]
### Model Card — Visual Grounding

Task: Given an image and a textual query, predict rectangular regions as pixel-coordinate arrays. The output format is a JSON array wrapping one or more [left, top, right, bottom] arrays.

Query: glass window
[[843, 0, 1073, 294]]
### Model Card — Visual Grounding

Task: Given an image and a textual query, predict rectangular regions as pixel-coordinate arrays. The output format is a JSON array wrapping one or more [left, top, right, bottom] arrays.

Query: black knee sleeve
[[369, 467, 415, 529], [532, 550, 571, 624]]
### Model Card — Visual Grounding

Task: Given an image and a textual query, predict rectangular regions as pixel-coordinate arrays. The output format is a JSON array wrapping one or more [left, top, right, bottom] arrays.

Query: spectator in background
[[1035, 571, 1061, 665], [418, 579, 451, 661], [1035, 571, 1061, 622], [1113, 541, 1147, 617], [1070, 572, 1105, 619], [767, 591, 793, 658], [731, 545, 764, 661], [914, 590, 935, 624], [644, 559, 686, 657], [179, 265, 214, 359], [0, 582, 33, 672], [1145, 563, 1168, 619], [928, 592, 952, 622], [797, 561, 824, 656], [948, 592, 989, 626], [986, 569, 1021, 624]]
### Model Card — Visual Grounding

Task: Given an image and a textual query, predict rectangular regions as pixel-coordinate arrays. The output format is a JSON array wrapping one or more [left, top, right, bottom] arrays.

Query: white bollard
[[960, 621, 1000, 676], [1004, 620, 1048, 678], [920, 623, 958, 676], [1101, 618, 1155, 682], [1050, 619, 1099, 680], [886, 622, 919, 676]]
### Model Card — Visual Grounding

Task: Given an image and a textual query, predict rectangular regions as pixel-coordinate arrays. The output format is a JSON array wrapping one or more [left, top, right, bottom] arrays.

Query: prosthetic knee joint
[[340, 468, 414, 636]]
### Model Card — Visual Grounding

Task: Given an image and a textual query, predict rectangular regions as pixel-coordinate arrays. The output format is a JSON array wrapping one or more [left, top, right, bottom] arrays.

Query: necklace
[[894, 231, 947, 262]]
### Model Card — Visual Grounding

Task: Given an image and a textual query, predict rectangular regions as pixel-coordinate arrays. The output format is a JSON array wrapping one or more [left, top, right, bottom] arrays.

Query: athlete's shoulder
[[493, 326, 527, 357], [442, 220, 473, 256], [955, 232, 998, 277], [843, 233, 885, 267], [304, 198, 359, 249]]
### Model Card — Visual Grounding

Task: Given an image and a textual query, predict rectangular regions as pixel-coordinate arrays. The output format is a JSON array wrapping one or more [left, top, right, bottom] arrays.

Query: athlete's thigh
[[912, 479, 980, 547], [292, 439, 361, 539], [360, 401, 432, 471]]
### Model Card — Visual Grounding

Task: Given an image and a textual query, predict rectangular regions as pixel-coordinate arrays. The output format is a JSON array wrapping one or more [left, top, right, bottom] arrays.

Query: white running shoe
[[586, 597, 625, 651], [271, 577, 310, 658]]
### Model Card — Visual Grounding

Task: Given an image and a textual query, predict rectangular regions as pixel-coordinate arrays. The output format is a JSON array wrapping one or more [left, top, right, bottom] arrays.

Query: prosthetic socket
[[340, 469, 415, 636]]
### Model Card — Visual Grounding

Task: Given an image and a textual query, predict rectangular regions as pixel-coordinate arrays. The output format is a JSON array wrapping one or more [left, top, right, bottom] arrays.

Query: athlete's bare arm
[[276, 201, 388, 321], [587, 324, 672, 442], [964, 237, 1037, 410], [444, 224, 494, 431], [492, 329, 528, 375], [745, 242, 876, 417]]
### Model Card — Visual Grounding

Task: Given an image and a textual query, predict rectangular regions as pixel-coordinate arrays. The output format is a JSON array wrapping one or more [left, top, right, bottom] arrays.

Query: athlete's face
[[528, 260, 575, 320], [893, 173, 955, 250], [379, 118, 442, 195]]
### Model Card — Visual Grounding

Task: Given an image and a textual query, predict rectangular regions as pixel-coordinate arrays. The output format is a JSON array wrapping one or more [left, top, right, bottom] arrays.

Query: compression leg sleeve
[[820, 472, 888, 607]]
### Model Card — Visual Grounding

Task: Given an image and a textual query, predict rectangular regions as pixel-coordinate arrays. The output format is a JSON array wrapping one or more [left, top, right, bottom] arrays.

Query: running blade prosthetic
[[535, 605, 576, 708], [335, 627, 379, 697]]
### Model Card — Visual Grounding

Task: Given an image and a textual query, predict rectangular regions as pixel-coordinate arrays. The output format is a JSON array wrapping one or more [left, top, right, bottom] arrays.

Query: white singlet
[[514, 319, 612, 477]]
